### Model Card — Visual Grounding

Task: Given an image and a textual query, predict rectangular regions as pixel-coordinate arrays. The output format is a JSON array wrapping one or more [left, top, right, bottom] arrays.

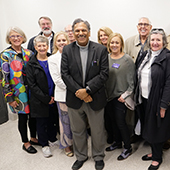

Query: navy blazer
[[61, 41, 109, 111]]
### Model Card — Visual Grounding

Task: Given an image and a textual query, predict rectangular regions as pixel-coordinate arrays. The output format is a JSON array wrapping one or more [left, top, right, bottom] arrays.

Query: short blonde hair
[[33, 35, 49, 47], [52, 31, 70, 54], [6, 26, 27, 44], [107, 33, 124, 53], [97, 27, 113, 44]]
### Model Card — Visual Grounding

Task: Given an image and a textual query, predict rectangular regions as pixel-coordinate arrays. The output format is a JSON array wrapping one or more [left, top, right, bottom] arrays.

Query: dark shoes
[[72, 157, 88, 170], [105, 142, 122, 151], [30, 140, 41, 146], [142, 154, 152, 161], [95, 160, 104, 170], [22, 144, 37, 154], [148, 161, 162, 170], [117, 147, 132, 161]]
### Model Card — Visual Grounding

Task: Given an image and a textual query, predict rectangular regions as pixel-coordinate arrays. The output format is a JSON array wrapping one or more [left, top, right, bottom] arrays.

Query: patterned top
[[0, 47, 33, 114]]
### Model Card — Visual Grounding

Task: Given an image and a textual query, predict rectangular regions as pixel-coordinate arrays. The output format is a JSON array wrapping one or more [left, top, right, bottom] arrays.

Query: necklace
[[40, 60, 48, 68]]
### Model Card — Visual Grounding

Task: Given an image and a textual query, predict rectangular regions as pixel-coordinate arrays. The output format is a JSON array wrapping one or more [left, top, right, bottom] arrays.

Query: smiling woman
[[26, 35, 59, 158], [134, 28, 170, 170], [0, 26, 39, 154], [48, 31, 73, 157]]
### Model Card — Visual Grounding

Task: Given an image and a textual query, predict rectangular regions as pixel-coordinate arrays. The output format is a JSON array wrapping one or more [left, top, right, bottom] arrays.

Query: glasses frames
[[138, 23, 150, 27], [10, 35, 22, 39]]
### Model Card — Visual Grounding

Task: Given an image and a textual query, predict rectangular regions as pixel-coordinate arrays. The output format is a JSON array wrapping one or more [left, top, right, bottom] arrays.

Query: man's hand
[[84, 95, 93, 103], [75, 89, 88, 100]]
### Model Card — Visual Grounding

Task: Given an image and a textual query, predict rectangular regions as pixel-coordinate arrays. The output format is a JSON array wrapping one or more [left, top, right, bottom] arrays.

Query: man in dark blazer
[[61, 18, 109, 170]]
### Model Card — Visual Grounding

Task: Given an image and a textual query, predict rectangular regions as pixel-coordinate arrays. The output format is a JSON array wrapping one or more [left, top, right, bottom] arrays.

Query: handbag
[[124, 93, 135, 110]]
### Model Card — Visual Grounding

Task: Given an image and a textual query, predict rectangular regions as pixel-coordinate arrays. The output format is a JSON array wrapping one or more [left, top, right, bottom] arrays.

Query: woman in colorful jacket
[[0, 27, 39, 154]]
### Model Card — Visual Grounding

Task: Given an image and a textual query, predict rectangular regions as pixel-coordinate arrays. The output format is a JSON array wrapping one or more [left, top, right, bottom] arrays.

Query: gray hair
[[138, 17, 151, 25], [72, 18, 90, 32], [38, 16, 52, 25], [6, 26, 27, 44], [33, 35, 49, 46], [148, 28, 167, 48]]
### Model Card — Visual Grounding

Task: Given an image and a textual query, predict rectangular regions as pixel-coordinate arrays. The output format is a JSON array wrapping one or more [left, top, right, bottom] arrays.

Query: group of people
[[0, 16, 170, 170]]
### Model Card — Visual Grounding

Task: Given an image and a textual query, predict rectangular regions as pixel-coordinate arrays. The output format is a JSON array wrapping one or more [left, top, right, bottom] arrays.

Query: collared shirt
[[76, 41, 90, 86], [43, 33, 53, 54]]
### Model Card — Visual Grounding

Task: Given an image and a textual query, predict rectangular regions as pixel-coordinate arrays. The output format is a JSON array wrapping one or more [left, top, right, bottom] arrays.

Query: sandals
[[65, 148, 74, 157]]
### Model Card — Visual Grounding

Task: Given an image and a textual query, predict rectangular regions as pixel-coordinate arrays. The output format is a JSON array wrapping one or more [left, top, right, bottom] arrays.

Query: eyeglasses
[[65, 30, 73, 33], [138, 23, 150, 27], [9, 35, 22, 39]]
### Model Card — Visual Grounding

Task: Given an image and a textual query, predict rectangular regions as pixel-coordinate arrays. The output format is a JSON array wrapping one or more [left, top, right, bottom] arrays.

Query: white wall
[[0, 0, 170, 51]]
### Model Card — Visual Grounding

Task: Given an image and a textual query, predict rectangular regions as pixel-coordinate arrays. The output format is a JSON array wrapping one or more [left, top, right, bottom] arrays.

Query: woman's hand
[[49, 97, 55, 104], [160, 108, 166, 118], [9, 101, 19, 108], [118, 95, 125, 103]]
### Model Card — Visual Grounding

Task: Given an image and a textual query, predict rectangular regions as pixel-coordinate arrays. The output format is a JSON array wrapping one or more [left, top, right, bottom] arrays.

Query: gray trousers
[[68, 102, 106, 161]]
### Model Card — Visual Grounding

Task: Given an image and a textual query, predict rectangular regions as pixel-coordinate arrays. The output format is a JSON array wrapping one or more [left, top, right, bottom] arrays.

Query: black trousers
[[105, 97, 131, 149], [18, 114, 36, 143], [151, 142, 164, 162], [36, 105, 57, 147]]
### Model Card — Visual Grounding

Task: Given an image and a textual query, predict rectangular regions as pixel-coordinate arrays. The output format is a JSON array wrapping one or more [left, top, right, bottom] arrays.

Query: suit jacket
[[124, 34, 149, 62], [61, 41, 109, 111]]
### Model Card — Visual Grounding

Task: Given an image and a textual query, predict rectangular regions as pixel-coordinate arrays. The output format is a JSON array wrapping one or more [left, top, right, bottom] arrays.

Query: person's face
[[34, 42, 48, 56], [109, 36, 122, 54], [55, 34, 68, 53], [73, 22, 90, 46], [137, 18, 152, 38], [150, 34, 163, 51], [65, 25, 75, 42], [9, 31, 23, 47], [39, 18, 52, 36], [99, 30, 109, 46]]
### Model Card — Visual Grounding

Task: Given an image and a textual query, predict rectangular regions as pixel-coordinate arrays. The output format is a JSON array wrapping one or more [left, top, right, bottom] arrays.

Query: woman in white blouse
[[48, 31, 73, 157]]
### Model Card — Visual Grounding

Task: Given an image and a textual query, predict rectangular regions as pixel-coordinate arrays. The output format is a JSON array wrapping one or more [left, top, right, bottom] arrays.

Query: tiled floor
[[0, 115, 170, 170]]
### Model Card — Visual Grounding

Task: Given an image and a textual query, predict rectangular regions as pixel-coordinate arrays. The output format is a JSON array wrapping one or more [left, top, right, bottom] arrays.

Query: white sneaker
[[49, 140, 60, 147], [42, 146, 52, 158]]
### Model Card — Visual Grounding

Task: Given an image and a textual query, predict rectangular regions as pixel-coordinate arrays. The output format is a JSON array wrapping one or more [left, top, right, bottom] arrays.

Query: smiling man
[[61, 18, 109, 170], [27, 16, 54, 54], [124, 17, 152, 62]]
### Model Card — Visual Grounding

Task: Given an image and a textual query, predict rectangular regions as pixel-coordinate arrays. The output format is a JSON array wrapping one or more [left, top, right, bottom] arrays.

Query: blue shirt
[[38, 60, 54, 97]]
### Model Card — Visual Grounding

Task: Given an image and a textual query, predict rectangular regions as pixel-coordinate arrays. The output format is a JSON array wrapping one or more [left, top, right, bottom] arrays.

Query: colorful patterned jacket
[[0, 47, 33, 114]]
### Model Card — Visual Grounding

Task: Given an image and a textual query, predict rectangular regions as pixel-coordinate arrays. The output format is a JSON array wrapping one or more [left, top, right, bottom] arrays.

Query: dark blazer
[[61, 41, 109, 111], [27, 31, 55, 54], [135, 48, 170, 143], [26, 54, 54, 118]]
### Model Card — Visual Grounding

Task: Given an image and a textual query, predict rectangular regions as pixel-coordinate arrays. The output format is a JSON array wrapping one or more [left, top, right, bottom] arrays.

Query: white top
[[48, 51, 66, 102], [141, 49, 162, 99]]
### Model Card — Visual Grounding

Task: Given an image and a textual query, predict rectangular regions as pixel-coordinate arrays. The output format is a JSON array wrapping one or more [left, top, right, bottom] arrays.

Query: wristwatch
[[86, 86, 91, 94]]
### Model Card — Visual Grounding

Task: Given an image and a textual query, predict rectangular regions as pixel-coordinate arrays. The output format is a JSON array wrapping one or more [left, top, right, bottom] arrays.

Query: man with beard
[[61, 18, 108, 170], [27, 16, 54, 54]]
